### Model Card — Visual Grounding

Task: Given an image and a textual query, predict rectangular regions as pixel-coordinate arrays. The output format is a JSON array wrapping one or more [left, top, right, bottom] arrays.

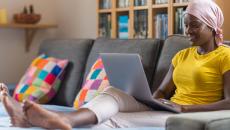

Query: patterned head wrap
[[186, 0, 224, 45]]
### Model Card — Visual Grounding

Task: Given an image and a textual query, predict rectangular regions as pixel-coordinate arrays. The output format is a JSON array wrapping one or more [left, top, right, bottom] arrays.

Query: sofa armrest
[[166, 110, 230, 130], [205, 118, 230, 130]]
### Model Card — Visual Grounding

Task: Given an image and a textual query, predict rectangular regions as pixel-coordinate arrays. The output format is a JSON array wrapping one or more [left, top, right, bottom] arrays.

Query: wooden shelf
[[152, 4, 169, 9], [116, 8, 130, 12], [173, 2, 189, 7], [0, 23, 57, 52], [97, 0, 226, 39], [97, 0, 188, 39], [0, 23, 57, 29], [133, 6, 148, 10], [99, 9, 112, 13]]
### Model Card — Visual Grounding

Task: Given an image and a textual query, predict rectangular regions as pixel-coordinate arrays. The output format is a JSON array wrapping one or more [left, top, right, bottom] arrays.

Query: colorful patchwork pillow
[[13, 54, 68, 104], [73, 58, 110, 109]]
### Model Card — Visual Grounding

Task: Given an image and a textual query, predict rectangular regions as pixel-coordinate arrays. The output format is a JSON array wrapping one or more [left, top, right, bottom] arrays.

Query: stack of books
[[155, 0, 168, 4], [118, 0, 129, 8], [99, 0, 111, 9], [134, 0, 147, 6], [118, 15, 129, 39], [154, 13, 168, 39], [134, 10, 148, 39], [99, 14, 112, 38], [175, 0, 190, 3], [174, 7, 186, 35]]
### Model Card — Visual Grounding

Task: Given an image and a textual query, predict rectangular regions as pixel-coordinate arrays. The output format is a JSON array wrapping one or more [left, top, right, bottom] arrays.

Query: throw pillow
[[13, 54, 68, 104], [73, 57, 110, 109]]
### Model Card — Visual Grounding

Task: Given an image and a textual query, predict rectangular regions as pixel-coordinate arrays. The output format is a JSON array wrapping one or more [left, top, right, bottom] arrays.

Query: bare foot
[[23, 100, 72, 130], [0, 83, 9, 101], [0, 83, 31, 127]]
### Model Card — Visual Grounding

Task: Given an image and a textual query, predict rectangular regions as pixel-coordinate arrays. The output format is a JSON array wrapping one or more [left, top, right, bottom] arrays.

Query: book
[[118, 15, 129, 39], [155, 0, 168, 4], [118, 0, 129, 8], [155, 13, 168, 39], [100, 0, 111, 9], [134, 0, 147, 6], [134, 10, 148, 38], [174, 7, 186, 35], [175, 10, 178, 34], [175, 0, 189, 3], [99, 13, 111, 38], [163, 14, 168, 39]]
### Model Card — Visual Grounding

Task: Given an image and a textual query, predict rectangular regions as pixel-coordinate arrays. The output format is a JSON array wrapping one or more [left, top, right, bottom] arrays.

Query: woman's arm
[[181, 70, 230, 112], [152, 65, 176, 99]]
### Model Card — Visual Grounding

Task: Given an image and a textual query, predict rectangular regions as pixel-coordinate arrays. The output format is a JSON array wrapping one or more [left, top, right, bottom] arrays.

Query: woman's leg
[[23, 86, 150, 129], [82, 86, 151, 124], [21, 88, 120, 129], [23, 100, 94, 129], [1, 83, 96, 129], [2, 84, 150, 129], [0, 83, 32, 127], [22, 94, 117, 129]]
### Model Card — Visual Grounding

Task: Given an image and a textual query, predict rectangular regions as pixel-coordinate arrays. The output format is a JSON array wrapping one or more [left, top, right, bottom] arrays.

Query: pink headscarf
[[186, 0, 224, 45]]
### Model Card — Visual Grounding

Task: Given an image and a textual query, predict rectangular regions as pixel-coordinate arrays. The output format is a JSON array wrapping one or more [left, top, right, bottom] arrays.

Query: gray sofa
[[42, 35, 190, 107], [6, 35, 230, 130]]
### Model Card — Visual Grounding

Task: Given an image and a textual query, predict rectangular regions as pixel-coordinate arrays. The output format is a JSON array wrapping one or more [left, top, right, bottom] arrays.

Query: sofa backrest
[[224, 41, 230, 46], [83, 38, 164, 90], [39, 39, 94, 106], [151, 35, 191, 93]]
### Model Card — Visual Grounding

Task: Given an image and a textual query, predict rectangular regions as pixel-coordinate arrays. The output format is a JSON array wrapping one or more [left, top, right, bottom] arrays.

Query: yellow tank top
[[170, 45, 230, 105]]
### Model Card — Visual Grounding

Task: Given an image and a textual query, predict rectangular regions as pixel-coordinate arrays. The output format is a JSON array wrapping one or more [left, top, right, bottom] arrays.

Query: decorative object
[[0, 9, 7, 24], [13, 5, 41, 24], [73, 58, 110, 109], [13, 54, 68, 104]]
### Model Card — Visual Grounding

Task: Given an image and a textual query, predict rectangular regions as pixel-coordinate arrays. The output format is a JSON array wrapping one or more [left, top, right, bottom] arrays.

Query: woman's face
[[184, 14, 214, 46]]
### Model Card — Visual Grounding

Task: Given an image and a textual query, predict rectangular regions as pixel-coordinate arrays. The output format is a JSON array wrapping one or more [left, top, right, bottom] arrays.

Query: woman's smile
[[188, 34, 197, 42]]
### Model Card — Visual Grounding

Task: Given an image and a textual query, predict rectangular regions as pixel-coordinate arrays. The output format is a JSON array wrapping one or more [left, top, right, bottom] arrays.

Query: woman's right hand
[[157, 98, 183, 112]]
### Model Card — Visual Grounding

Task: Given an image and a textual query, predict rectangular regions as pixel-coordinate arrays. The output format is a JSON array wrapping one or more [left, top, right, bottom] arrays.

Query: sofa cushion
[[206, 118, 230, 130], [39, 39, 94, 106], [166, 110, 230, 130], [95, 111, 174, 128], [224, 41, 230, 46], [83, 38, 163, 91], [151, 35, 191, 92]]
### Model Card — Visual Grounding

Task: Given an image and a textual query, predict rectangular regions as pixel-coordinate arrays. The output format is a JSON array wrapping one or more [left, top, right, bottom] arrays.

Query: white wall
[[55, 0, 97, 39], [0, 0, 97, 84], [0, 0, 58, 83]]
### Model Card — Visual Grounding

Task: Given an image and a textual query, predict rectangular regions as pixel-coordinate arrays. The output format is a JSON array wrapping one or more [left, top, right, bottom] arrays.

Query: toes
[[22, 100, 33, 115], [0, 83, 4, 91], [0, 83, 8, 96], [2, 94, 8, 106], [2, 83, 9, 93], [0, 90, 8, 96]]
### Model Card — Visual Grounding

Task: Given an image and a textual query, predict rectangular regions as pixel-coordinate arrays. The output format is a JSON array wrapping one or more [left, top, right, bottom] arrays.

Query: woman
[[1, 0, 230, 129]]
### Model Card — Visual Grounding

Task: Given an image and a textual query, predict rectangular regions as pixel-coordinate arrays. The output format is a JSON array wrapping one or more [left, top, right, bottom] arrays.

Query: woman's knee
[[101, 86, 150, 112]]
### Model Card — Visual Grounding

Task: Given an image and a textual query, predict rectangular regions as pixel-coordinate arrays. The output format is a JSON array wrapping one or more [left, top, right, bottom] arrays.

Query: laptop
[[100, 53, 181, 113]]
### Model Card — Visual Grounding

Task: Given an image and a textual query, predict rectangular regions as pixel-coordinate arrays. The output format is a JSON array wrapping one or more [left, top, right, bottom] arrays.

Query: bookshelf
[[97, 0, 190, 39]]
